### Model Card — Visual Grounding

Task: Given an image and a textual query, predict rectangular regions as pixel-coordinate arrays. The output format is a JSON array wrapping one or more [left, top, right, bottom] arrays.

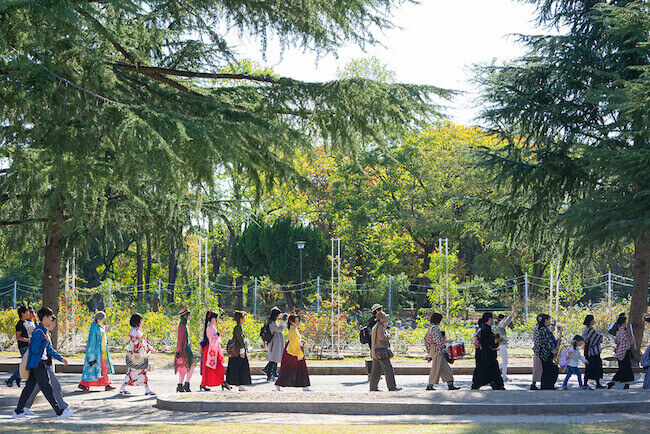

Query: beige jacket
[[371, 322, 391, 359]]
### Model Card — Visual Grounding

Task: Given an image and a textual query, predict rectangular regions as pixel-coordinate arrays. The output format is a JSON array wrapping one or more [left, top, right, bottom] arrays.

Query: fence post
[[524, 272, 529, 319], [607, 270, 612, 307], [316, 276, 320, 313], [253, 277, 258, 317], [158, 279, 162, 307], [13, 281, 17, 309], [388, 275, 393, 315]]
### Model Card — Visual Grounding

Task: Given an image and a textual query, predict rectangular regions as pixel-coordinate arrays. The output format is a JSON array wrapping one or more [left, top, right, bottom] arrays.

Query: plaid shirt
[[615, 326, 631, 361], [424, 324, 445, 355]]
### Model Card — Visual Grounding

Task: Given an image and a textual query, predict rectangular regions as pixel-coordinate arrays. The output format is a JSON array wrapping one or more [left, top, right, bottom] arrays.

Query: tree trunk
[[145, 232, 152, 293], [234, 276, 244, 310], [136, 237, 144, 303], [416, 243, 434, 310], [211, 243, 221, 280], [42, 201, 64, 347], [630, 233, 649, 358], [167, 236, 177, 303], [283, 287, 295, 311]]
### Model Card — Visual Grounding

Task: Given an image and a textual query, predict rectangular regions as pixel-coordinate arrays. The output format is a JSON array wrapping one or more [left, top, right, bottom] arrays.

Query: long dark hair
[[201, 310, 219, 347], [268, 307, 281, 323], [583, 314, 594, 327]]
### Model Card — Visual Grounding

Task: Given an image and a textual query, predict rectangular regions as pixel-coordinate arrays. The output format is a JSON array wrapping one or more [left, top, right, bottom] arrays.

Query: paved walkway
[[0, 367, 647, 425]]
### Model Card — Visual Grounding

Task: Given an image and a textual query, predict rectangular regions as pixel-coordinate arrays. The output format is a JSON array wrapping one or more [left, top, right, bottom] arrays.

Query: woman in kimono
[[174, 306, 196, 392], [119, 313, 155, 395], [78, 311, 115, 392], [262, 307, 286, 381], [199, 310, 229, 391], [226, 310, 252, 391], [275, 314, 312, 391]]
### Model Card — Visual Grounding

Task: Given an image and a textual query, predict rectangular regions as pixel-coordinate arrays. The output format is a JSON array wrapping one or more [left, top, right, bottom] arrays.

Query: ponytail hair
[[201, 310, 219, 347]]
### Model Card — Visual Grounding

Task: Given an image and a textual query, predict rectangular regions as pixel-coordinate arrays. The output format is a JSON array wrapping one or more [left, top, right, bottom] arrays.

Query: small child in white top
[[562, 335, 590, 390]]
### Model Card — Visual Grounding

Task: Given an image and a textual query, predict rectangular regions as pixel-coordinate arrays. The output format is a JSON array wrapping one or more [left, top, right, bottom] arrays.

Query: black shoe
[[389, 387, 402, 392], [448, 384, 460, 391], [15, 378, 20, 388], [176, 383, 185, 393], [221, 382, 231, 391], [426, 384, 434, 391], [200, 386, 211, 392], [5, 379, 12, 388], [623, 384, 630, 389], [369, 389, 380, 392], [596, 383, 606, 389], [530, 384, 538, 390], [607, 382, 615, 389], [183, 382, 191, 393]]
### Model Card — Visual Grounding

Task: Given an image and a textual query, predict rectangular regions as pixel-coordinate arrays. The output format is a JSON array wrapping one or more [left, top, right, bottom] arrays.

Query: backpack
[[558, 348, 570, 368], [260, 323, 273, 344], [359, 326, 370, 344]]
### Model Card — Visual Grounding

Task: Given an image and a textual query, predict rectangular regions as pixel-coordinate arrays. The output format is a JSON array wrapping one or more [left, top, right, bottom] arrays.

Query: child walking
[[562, 335, 590, 390]]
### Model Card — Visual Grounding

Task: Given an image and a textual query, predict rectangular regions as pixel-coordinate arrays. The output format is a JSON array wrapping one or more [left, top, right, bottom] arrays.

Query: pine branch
[[111, 62, 281, 84], [0, 218, 48, 226]]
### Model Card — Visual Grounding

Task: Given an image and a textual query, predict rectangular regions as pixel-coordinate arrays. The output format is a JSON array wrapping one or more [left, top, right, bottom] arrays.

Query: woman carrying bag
[[225, 311, 252, 391], [369, 311, 401, 392], [120, 313, 155, 395]]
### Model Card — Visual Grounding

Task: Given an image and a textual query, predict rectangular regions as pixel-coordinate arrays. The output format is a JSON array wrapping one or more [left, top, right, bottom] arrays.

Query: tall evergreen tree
[[0, 0, 447, 343], [476, 0, 649, 353]]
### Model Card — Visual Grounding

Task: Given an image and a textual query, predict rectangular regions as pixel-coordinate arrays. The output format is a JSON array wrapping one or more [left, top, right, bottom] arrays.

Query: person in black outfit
[[471, 317, 485, 387], [6, 306, 30, 387], [471, 312, 505, 390]]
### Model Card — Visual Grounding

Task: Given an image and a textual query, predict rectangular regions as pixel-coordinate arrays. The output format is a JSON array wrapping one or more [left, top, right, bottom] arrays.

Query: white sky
[[233, 0, 541, 126]]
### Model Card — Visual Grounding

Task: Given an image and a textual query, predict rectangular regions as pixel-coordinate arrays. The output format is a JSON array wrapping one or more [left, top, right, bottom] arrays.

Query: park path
[[0, 368, 647, 425]]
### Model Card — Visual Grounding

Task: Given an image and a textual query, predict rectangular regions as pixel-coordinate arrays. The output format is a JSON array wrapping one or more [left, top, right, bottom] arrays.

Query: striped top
[[581, 326, 603, 358]]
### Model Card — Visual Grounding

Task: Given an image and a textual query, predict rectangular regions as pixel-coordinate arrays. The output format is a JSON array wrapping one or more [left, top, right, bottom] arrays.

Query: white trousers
[[498, 343, 508, 380]]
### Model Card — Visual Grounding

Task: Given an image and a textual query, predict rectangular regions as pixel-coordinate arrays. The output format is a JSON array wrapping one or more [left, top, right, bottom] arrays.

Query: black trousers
[[540, 357, 559, 390], [15, 361, 64, 415]]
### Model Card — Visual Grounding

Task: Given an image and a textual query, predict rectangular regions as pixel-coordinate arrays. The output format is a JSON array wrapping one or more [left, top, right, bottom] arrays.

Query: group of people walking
[[6, 301, 650, 420]]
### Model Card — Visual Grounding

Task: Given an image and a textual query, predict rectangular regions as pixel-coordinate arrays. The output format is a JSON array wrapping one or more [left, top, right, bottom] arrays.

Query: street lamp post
[[295, 241, 306, 308]]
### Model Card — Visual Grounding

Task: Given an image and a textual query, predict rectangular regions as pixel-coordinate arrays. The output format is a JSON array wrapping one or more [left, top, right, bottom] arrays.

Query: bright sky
[[235, 0, 541, 126]]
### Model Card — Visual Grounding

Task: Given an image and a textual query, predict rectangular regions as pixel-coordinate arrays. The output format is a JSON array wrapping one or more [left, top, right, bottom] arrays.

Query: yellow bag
[[19, 350, 30, 381]]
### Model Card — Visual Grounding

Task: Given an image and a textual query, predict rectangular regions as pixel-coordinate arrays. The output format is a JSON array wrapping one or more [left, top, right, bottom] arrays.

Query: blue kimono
[[81, 321, 114, 382]]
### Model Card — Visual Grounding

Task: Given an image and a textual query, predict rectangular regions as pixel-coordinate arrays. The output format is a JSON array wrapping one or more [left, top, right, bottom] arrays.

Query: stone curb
[[156, 395, 650, 415]]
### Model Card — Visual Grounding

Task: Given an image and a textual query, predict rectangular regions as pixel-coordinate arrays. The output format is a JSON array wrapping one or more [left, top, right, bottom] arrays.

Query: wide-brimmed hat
[[371, 303, 383, 313], [177, 306, 191, 316], [94, 311, 106, 322]]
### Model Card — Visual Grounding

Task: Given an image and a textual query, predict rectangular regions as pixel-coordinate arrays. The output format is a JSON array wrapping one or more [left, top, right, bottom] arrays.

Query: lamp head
[[295, 240, 306, 250]]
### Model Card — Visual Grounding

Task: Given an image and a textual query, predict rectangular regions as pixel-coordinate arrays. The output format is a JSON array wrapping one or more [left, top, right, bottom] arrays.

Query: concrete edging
[[156, 395, 650, 415]]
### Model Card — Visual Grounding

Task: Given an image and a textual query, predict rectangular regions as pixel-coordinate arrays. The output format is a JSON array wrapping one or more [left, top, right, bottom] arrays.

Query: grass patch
[[1, 422, 649, 433]]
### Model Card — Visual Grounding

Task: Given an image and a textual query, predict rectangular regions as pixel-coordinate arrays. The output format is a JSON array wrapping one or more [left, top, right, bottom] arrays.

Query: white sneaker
[[23, 408, 34, 416], [238, 386, 248, 391], [11, 412, 27, 419], [303, 387, 313, 392], [58, 407, 74, 420]]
